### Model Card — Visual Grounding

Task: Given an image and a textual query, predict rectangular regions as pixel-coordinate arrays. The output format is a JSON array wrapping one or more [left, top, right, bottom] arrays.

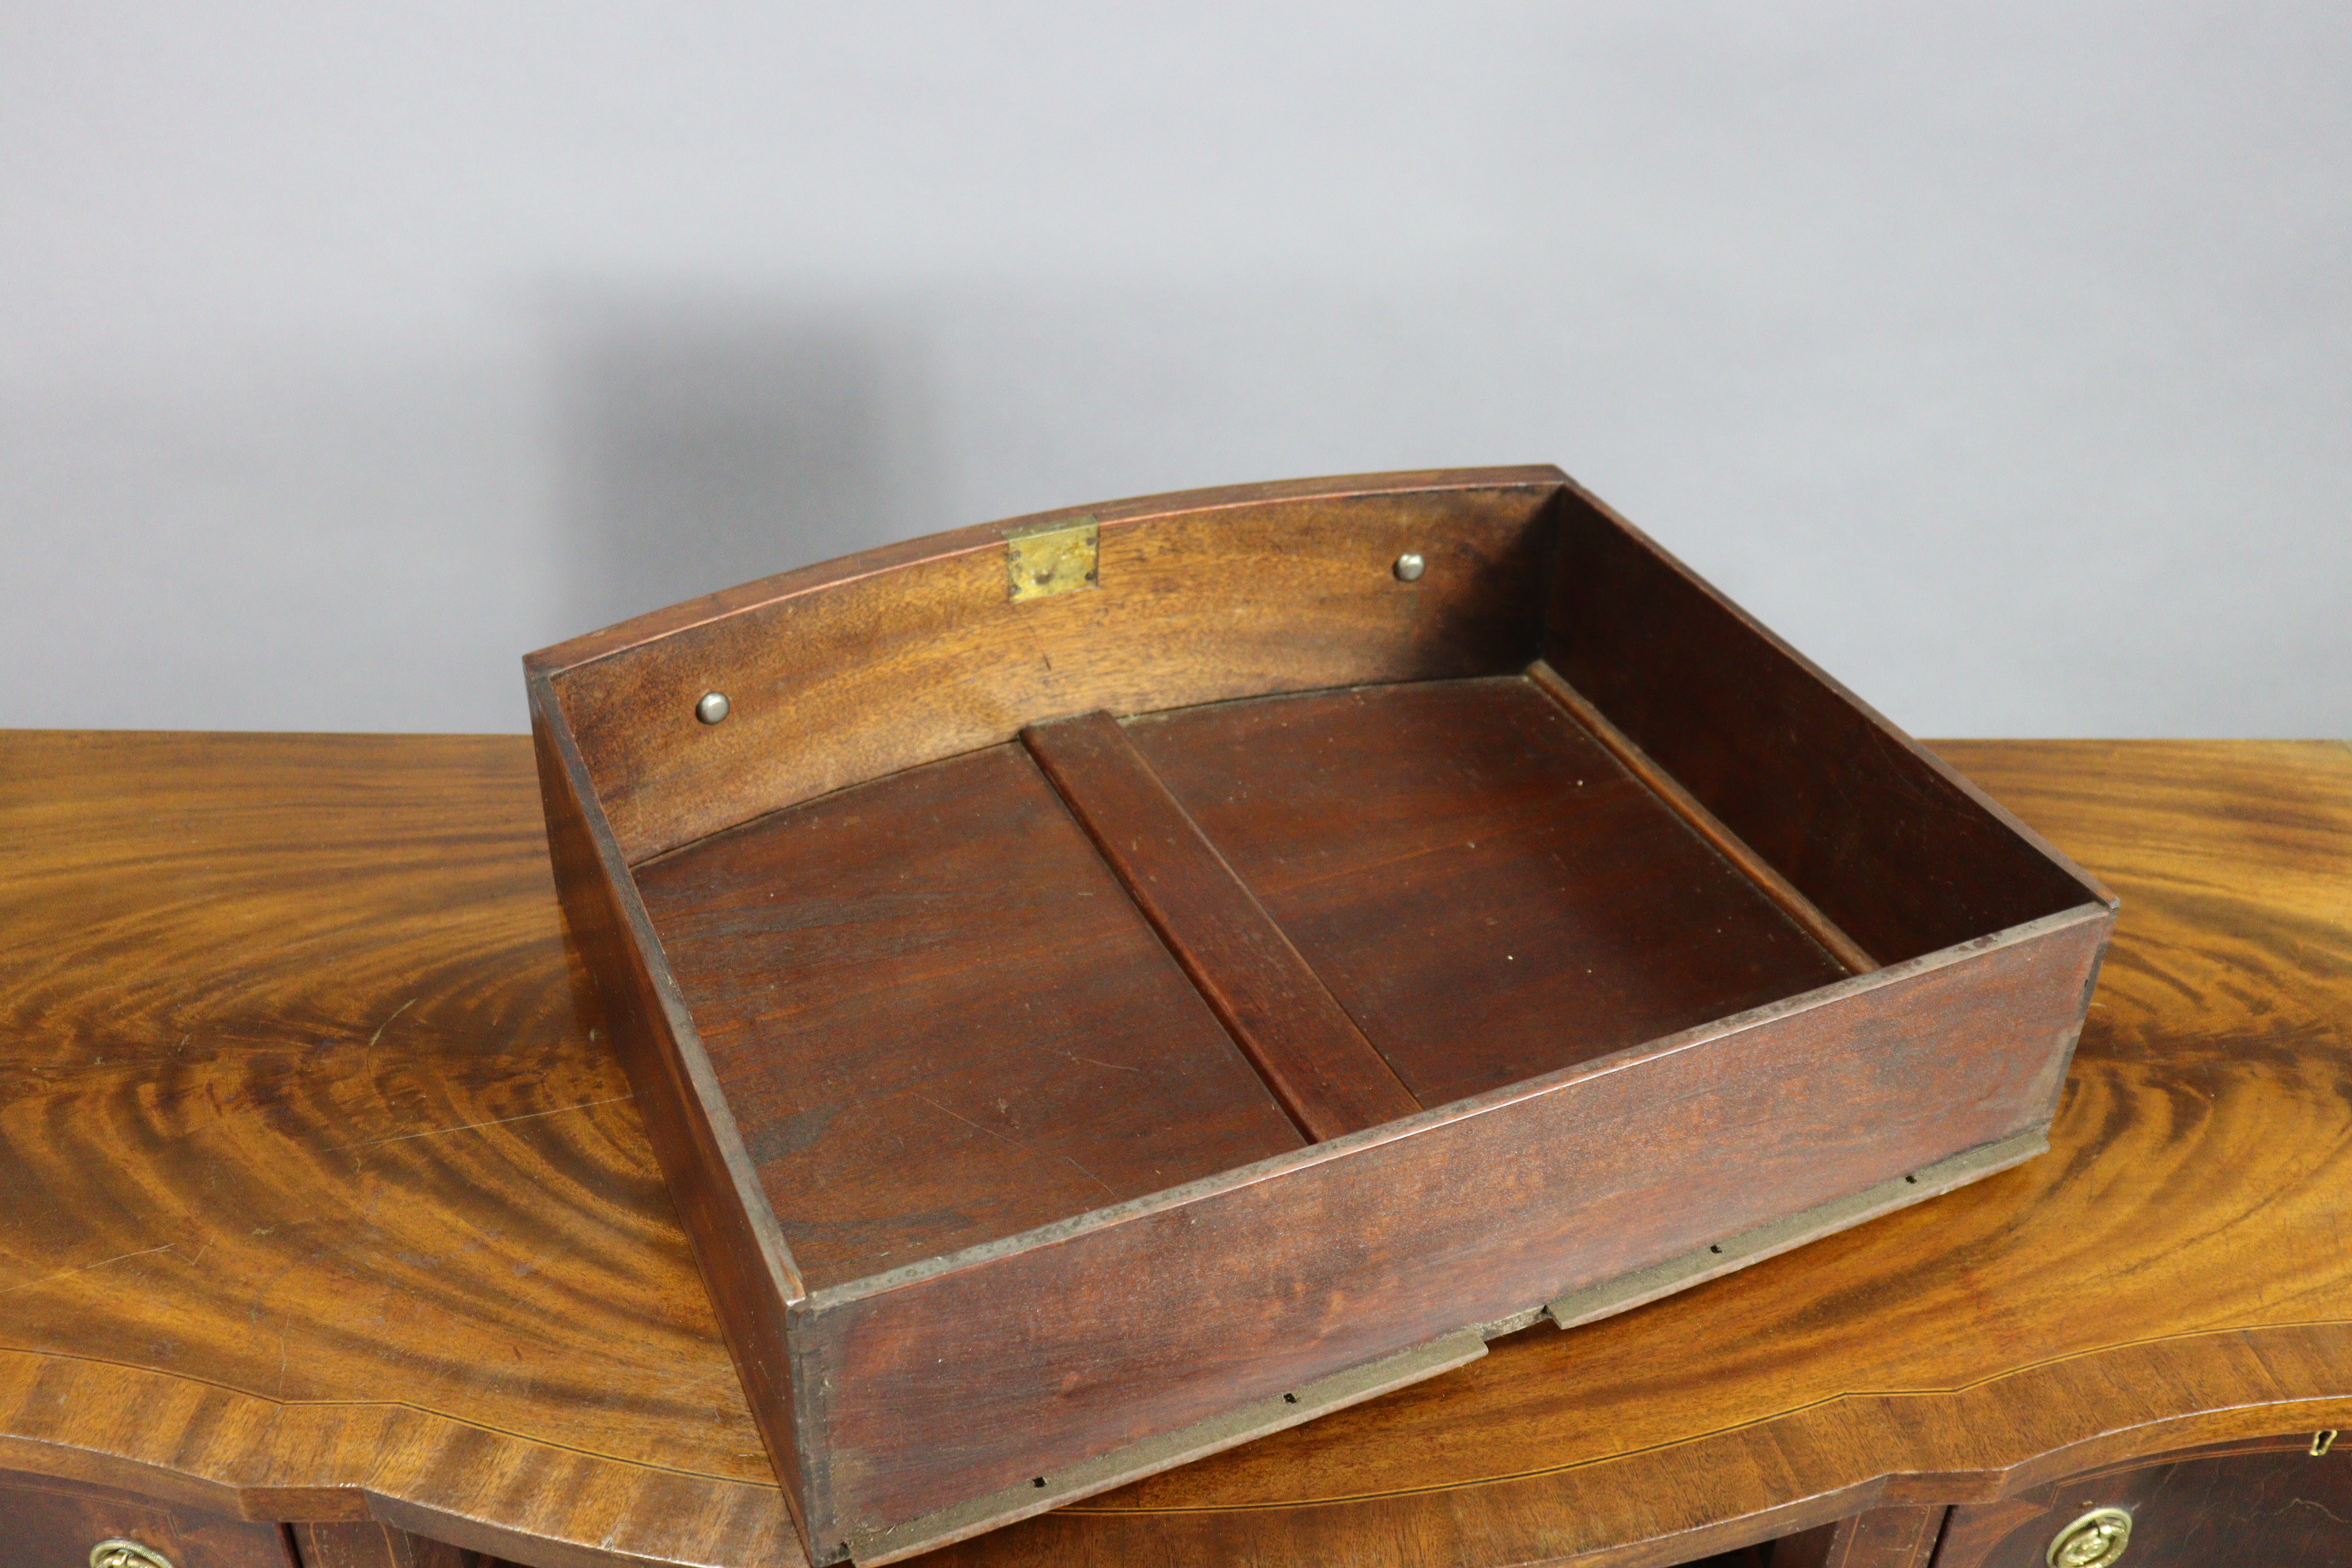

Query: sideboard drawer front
[[1938, 1434, 2352, 1568], [0, 1469, 292, 1568]]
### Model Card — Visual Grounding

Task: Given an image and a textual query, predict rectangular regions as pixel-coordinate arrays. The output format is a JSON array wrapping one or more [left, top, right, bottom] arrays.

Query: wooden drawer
[[529, 466, 2116, 1562], [0, 1469, 539, 1568], [1937, 1432, 2352, 1568], [0, 1468, 291, 1568]]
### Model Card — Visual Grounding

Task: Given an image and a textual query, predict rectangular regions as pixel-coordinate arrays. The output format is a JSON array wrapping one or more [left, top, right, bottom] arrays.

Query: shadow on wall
[[549, 296, 944, 635]]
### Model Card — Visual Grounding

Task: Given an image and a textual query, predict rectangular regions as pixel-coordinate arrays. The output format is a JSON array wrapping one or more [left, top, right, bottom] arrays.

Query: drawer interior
[[637, 673, 1858, 1290]]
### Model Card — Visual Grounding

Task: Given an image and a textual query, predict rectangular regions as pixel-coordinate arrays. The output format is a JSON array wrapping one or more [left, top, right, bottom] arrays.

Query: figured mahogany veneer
[[523, 467, 2115, 1562], [2, 735, 2346, 1568]]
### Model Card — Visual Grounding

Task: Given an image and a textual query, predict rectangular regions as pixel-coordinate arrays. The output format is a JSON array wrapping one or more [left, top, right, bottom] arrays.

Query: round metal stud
[[91, 1541, 175, 1568], [2046, 1507, 2132, 1568], [1393, 552, 1427, 582], [695, 691, 731, 726]]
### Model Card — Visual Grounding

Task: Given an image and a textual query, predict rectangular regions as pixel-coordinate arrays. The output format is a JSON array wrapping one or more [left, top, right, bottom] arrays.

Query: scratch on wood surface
[[0, 1242, 175, 1297], [910, 1091, 1120, 1199], [362, 996, 417, 1090], [326, 1094, 633, 1152], [910, 1091, 1024, 1152], [367, 997, 418, 1050], [1058, 1152, 1118, 1199]]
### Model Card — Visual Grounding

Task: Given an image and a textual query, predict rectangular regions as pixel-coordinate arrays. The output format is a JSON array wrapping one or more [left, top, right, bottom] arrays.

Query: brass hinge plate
[[1005, 516, 1099, 602]]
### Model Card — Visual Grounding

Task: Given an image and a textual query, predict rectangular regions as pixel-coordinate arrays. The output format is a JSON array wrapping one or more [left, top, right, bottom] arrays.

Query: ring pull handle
[[2046, 1507, 2132, 1568], [90, 1540, 175, 1568]]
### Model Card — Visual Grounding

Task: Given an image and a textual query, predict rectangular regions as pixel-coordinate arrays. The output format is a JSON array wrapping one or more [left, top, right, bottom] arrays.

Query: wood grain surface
[[1523, 661, 1879, 978], [1771, 1504, 1944, 1568], [1928, 1431, 2352, 1567], [633, 740, 1303, 1287], [1, 1464, 296, 1568], [1545, 495, 2104, 967], [1124, 677, 1853, 1107], [294, 1517, 507, 1568], [541, 469, 1562, 863], [1023, 710, 1421, 1140], [529, 686, 821, 1555], [0, 733, 796, 1568], [795, 891, 2098, 1548], [924, 738, 2352, 1566], [2, 734, 2347, 1568]]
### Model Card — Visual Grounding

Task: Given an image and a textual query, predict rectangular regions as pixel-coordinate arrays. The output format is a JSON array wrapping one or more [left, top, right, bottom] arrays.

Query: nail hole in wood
[[1709, 1244, 1723, 1253], [1031, 1477, 1046, 1488]]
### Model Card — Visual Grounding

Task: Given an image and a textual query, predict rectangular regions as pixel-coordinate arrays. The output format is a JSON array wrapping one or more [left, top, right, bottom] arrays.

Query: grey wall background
[[4, 2, 2346, 737]]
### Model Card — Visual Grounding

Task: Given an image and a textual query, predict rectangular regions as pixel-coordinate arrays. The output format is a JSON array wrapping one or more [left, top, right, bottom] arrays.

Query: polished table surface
[[2, 735, 2347, 1568]]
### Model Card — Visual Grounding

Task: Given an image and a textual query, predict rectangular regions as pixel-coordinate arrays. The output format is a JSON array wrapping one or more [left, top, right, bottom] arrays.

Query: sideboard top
[[1, 731, 2346, 1568]]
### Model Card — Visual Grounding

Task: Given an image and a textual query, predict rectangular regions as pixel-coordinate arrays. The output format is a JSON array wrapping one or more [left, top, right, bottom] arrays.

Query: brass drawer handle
[[2047, 1507, 2132, 1568], [90, 1541, 175, 1568]]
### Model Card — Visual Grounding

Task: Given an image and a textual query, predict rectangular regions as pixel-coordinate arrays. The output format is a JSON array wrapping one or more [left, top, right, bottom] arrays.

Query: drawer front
[[1937, 1433, 2352, 1568], [0, 1469, 291, 1568]]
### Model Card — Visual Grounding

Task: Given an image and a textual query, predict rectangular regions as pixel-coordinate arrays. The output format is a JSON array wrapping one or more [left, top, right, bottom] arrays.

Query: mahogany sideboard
[[2, 733, 2346, 1568]]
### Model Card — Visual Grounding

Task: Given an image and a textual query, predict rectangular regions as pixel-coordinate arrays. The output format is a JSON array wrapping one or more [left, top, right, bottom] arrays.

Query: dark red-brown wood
[[1543, 491, 2105, 967], [801, 903, 2104, 1543], [633, 741, 1305, 1285], [1935, 1434, 2352, 1568], [548, 470, 1565, 863], [292, 1520, 514, 1568], [0, 1467, 293, 1568], [1773, 1505, 1946, 1568], [523, 468, 2115, 1562], [1125, 677, 1854, 1106], [531, 702, 820, 1547], [1022, 710, 1419, 1140], [1525, 660, 1879, 976]]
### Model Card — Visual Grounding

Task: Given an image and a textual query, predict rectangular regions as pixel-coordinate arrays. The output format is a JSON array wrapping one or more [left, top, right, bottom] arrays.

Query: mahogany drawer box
[[522, 466, 2116, 1565]]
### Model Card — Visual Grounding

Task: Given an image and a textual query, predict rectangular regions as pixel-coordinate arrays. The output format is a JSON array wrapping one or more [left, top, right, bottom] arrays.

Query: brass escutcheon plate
[[1004, 516, 1099, 602], [2046, 1506, 2132, 1568]]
